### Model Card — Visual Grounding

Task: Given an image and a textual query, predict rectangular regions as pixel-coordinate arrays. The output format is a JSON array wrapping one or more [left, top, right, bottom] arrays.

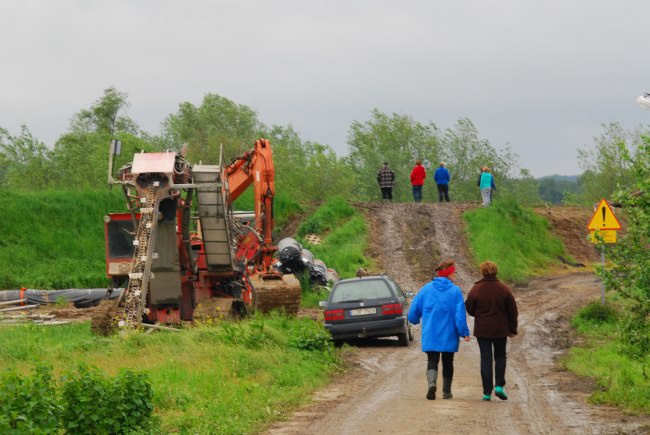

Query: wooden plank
[[0, 299, 27, 307], [0, 304, 39, 313], [141, 323, 181, 332]]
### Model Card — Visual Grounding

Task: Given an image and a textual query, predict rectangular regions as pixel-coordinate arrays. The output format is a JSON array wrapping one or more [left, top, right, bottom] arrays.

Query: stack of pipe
[[0, 288, 122, 308], [275, 237, 337, 286]]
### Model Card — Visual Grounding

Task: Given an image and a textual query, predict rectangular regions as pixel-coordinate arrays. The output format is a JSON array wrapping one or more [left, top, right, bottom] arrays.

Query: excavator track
[[250, 274, 302, 315]]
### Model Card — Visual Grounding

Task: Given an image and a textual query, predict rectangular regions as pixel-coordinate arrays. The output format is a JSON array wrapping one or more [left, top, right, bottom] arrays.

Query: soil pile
[[533, 206, 602, 265]]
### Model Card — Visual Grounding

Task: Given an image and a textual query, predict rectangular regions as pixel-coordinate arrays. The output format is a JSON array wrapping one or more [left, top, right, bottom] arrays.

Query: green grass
[[0, 314, 342, 433], [233, 189, 303, 230], [296, 196, 370, 281], [562, 301, 650, 414], [463, 198, 566, 283], [0, 189, 126, 289], [0, 188, 303, 290]]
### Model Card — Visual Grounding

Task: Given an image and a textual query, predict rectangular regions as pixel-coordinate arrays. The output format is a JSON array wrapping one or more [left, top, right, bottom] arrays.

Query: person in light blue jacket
[[478, 167, 495, 206], [408, 259, 470, 400]]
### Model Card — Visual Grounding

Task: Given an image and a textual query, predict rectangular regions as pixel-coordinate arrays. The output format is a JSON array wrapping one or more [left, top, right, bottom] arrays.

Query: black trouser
[[437, 184, 450, 202], [477, 337, 507, 395], [426, 351, 454, 378], [380, 187, 393, 200]]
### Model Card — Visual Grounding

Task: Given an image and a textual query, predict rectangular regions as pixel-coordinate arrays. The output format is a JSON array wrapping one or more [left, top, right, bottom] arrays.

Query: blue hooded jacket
[[408, 277, 470, 352]]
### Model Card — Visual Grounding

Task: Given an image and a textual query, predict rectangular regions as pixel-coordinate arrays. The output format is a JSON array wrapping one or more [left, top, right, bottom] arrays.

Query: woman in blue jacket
[[408, 259, 470, 400]]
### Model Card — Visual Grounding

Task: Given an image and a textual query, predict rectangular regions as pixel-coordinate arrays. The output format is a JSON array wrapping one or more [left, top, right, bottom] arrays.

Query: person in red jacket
[[465, 261, 518, 401], [410, 160, 426, 202]]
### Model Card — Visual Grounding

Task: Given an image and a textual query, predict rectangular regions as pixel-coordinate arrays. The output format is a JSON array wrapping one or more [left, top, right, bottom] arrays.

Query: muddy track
[[265, 202, 650, 435]]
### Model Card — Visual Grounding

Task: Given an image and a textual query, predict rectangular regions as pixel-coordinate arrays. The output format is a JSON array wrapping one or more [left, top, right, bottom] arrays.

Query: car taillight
[[382, 303, 403, 315], [324, 309, 345, 321]]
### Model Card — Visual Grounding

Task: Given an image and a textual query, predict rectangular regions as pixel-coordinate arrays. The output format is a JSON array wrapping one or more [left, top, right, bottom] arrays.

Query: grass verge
[[0, 313, 342, 433], [561, 300, 650, 414], [463, 198, 566, 283], [296, 196, 370, 281], [0, 189, 125, 289]]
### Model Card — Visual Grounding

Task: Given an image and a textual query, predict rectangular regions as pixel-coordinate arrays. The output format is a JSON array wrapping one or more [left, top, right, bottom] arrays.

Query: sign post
[[587, 199, 622, 304]]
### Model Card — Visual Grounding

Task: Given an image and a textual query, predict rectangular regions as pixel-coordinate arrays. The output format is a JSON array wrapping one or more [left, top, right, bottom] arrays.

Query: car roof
[[335, 275, 392, 285]]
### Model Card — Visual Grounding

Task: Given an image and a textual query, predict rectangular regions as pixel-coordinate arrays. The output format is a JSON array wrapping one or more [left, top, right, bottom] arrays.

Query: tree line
[[0, 87, 647, 206], [0, 87, 531, 203]]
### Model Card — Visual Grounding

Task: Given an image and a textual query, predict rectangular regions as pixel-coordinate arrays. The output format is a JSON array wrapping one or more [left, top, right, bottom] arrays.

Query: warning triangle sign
[[587, 198, 622, 230]]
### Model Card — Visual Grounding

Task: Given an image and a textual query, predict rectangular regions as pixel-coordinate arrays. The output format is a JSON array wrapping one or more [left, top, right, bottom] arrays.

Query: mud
[[265, 202, 650, 435], [533, 205, 602, 265]]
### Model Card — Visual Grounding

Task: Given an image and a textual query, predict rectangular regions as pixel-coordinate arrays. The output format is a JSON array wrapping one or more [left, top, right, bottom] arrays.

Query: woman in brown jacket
[[465, 261, 518, 401]]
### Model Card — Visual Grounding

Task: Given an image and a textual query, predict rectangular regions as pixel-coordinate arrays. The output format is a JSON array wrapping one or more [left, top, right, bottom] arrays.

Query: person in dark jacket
[[408, 259, 470, 400], [465, 261, 518, 401], [410, 160, 426, 202], [376, 162, 396, 201], [434, 162, 451, 202]]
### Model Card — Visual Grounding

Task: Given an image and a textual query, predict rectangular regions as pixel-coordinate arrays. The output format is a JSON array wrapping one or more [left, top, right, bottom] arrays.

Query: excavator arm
[[226, 139, 276, 270]]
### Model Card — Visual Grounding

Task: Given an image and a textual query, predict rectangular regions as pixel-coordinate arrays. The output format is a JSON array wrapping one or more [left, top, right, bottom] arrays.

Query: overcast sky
[[2, 1, 649, 177]]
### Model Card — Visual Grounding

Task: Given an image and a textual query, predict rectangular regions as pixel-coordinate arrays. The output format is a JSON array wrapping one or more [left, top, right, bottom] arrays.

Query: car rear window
[[331, 279, 393, 302]]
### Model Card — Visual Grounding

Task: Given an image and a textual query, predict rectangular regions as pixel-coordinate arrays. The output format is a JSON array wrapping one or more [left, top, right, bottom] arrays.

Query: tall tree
[[0, 125, 56, 189], [266, 125, 356, 202], [162, 94, 262, 163], [69, 87, 138, 135], [347, 110, 441, 201], [577, 122, 643, 203], [598, 135, 650, 359], [52, 87, 157, 189]]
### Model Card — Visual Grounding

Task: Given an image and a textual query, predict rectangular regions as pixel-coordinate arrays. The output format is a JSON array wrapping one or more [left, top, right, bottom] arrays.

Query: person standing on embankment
[[410, 160, 426, 202]]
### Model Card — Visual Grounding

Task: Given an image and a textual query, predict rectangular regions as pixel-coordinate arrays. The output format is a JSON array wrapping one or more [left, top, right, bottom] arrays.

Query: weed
[[54, 295, 69, 308]]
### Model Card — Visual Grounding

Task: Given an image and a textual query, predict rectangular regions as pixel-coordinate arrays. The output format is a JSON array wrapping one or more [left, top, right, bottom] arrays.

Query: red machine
[[103, 139, 301, 327]]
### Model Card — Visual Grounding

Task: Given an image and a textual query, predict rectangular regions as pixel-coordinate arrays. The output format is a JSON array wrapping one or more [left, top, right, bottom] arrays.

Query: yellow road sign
[[589, 229, 617, 244], [587, 198, 622, 231]]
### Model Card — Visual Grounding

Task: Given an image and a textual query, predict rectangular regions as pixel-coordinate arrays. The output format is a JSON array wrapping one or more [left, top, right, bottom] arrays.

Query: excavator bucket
[[250, 274, 302, 315]]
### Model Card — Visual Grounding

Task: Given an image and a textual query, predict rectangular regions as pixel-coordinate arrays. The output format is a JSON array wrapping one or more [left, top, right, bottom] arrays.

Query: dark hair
[[383, 162, 388, 165], [435, 259, 455, 271]]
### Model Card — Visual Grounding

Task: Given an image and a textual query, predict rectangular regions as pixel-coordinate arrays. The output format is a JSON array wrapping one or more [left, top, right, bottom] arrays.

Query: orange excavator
[[102, 138, 301, 328]]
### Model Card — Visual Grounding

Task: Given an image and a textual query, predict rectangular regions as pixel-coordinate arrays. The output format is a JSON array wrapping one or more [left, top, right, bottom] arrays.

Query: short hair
[[416, 160, 421, 165], [383, 162, 388, 165], [439, 162, 445, 167], [436, 259, 455, 272], [480, 261, 498, 277]]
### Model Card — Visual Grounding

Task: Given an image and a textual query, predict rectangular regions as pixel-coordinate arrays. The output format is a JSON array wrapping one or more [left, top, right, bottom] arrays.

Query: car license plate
[[350, 307, 376, 316]]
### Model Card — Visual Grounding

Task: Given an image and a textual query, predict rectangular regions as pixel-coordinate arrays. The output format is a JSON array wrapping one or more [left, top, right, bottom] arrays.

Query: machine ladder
[[123, 186, 162, 328]]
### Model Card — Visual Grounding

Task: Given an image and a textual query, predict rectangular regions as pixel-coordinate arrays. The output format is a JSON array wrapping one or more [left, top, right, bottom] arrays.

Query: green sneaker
[[495, 386, 508, 400], [482, 395, 491, 401]]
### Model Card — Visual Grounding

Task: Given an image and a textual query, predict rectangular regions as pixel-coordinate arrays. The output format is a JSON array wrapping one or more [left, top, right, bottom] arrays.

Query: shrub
[[0, 364, 62, 433], [574, 301, 618, 326], [288, 319, 333, 353]]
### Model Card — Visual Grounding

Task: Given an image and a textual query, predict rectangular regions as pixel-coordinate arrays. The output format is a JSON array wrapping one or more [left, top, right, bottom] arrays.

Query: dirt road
[[265, 202, 649, 435]]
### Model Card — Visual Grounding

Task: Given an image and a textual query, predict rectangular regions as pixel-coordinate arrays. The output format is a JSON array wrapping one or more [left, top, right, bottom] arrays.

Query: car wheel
[[397, 332, 409, 347], [408, 326, 414, 342]]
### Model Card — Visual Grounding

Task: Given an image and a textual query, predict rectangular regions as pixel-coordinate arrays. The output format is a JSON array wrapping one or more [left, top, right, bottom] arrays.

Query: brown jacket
[[465, 276, 518, 338]]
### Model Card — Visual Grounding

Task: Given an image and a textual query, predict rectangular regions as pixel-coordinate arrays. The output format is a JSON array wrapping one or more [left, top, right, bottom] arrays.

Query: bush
[[0, 364, 62, 434], [619, 314, 650, 360], [573, 301, 618, 326], [0, 363, 155, 434], [288, 318, 334, 353]]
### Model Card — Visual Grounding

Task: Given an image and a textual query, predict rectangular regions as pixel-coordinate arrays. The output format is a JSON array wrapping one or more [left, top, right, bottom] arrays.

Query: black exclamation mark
[[602, 207, 606, 227]]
